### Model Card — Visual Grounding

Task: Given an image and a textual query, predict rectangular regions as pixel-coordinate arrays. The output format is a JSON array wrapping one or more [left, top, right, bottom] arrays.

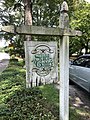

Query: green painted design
[[32, 53, 54, 76]]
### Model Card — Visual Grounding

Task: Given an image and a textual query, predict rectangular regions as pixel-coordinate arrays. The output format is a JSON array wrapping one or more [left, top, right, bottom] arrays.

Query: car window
[[73, 57, 90, 67], [85, 61, 90, 68]]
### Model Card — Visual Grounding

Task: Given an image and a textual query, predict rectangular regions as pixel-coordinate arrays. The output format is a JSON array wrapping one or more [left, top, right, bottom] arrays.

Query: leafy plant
[[0, 61, 57, 120]]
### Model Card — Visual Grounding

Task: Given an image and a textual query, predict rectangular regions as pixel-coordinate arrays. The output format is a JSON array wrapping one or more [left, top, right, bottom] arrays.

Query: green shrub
[[0, 62, 57, 120], [1, 61, 88, 120], [3, 88, 57, 120]]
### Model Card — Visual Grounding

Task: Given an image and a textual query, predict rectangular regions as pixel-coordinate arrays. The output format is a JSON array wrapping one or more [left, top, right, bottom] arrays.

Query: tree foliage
[[70, 2, 90, 55], [0, 0, 90, 57]]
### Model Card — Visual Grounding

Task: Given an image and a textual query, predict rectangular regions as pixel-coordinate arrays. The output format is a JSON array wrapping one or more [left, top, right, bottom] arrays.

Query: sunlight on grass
[[76, 108, 90, 118], [39, 84, 59, 106], [0, 61, 90, 120], [0, 61, 59, 120]]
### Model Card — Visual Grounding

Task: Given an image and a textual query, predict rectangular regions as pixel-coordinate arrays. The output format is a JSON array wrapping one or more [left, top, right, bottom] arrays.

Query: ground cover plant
[[0, 61, 90, 120], [0, 61, 58, 120]]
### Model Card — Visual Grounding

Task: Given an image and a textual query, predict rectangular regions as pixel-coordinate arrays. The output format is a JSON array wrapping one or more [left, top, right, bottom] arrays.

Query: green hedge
[[0, 61, 58, 120], [0, 61, 89, 120]]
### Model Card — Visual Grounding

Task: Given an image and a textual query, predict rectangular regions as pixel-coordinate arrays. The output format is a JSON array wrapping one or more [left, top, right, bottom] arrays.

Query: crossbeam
[[0, 25, 82, 36]]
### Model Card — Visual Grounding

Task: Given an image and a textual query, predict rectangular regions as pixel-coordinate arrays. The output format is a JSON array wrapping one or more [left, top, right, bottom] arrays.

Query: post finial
[[61, 1, 68, 12]]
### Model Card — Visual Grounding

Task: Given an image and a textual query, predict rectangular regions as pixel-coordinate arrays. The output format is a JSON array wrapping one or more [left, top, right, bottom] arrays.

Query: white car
[[69, 54, 90, 92]]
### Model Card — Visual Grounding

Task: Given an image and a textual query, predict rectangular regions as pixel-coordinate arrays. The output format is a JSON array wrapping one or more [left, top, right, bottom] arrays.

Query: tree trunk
[[23, 0, 32, 41]]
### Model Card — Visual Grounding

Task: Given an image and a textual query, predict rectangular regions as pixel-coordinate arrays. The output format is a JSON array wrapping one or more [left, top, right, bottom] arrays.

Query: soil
[[69, 83, 90, 120], [69, 84, 90, 110], [55, 82, 90, 119]]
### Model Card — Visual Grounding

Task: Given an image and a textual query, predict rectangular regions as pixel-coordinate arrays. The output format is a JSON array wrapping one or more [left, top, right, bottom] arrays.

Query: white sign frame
[[24, 41, 58, 88]]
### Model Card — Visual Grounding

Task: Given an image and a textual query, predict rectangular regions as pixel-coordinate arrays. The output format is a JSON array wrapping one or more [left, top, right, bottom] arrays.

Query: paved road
[[0, 53, 10, 73], [0, 59, 9, 73]]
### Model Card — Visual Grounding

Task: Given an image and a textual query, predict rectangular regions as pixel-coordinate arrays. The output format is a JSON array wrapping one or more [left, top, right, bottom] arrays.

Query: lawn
[[0, 61, 90, 120]]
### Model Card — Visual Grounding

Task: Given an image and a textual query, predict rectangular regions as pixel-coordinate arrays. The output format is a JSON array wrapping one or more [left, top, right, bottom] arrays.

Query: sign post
[[0, 1, 82, 120], [59, 2, 69, 120]]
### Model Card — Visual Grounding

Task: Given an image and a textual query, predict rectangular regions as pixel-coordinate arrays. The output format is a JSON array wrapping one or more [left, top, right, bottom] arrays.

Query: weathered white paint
[[0, 25, 82, 36], [24, 41, 31, 88], [24, 41, 58, 87], [59, 1, 69, 120], [60, 36, 69, 120], [0, 25, 15, 33]]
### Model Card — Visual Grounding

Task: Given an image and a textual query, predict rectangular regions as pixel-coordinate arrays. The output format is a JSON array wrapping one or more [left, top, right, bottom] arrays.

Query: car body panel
[[69, 54, 90, 92]]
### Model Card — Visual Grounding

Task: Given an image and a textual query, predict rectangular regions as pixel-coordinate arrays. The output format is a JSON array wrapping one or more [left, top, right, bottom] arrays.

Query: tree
[[23, 0, 32, 41], [70, 2, 90, 55], [0, 0, 83, 57], [0, 0, 25, 57]]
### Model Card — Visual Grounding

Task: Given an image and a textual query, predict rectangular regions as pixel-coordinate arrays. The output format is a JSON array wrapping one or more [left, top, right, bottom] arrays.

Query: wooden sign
[[24, 41, 58, 88]]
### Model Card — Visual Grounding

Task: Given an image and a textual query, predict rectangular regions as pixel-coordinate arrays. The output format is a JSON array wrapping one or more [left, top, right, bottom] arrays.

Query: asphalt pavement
[[0, 59, 9, 73]]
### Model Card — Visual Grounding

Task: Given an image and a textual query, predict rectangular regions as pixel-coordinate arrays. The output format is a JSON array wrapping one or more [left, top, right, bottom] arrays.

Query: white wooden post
[[24, 41, 31, 88], [59, 1, 69, 120]]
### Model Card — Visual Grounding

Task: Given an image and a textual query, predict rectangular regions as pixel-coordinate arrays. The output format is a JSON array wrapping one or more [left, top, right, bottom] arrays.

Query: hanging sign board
[[24, 41, 58, 87]]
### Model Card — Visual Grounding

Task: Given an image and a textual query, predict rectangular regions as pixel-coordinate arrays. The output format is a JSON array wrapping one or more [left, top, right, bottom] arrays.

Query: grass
[[0, 61, 90, 120], [39, 84, 59, 105], [39, 84, 59, 119], [0, 61, 57, 120]]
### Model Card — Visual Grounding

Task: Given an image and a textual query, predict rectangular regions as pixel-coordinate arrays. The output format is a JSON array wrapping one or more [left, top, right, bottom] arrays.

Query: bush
[[0, 62, 57, 120], [10, 58, 18, 62], [1, 88, 57, 120]]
